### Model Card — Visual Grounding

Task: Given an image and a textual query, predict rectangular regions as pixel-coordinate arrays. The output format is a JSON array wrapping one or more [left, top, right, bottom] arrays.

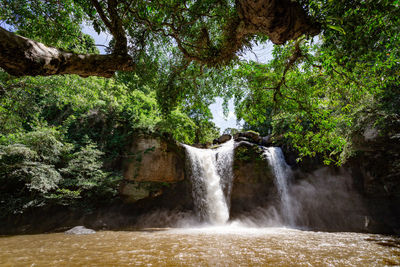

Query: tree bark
[[172, 0, 320, 65], [0, 27, 134, 78], [237, 0, 320, 44]]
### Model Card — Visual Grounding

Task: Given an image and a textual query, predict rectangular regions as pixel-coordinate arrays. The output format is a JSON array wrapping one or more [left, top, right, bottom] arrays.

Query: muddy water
[[1, 227, 399, 266]]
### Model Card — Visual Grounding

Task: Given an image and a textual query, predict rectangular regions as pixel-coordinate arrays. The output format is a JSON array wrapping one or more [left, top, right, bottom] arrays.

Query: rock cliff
[[120, 133, 187, 204], [230, 141, 275, 216]]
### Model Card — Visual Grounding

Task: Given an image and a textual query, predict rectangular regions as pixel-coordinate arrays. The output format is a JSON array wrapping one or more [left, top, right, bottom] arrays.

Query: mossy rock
[[234, 144, 264, 163]]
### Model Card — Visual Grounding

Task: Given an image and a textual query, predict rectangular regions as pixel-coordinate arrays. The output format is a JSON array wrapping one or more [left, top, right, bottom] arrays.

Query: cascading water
[[184, 140, 234, 225], [263, 147, 296, 227]]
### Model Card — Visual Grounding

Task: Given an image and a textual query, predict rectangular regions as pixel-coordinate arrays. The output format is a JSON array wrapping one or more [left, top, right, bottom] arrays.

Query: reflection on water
[[1, 227, 400, 266]]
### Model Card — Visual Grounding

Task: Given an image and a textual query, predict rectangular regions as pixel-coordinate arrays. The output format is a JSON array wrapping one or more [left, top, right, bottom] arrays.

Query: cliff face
[[119, 131, 400, 234], [119, 133, 277, 215], [284, 124, 400, 234], [230, 141, 275, 216], [344, 125, 400, 233], [120, 134, 187, 205], [2, 131, 399, 234], [123, 135, 185, 183]]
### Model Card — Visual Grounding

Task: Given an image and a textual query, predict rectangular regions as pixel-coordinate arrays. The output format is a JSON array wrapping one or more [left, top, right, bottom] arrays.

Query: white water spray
[[263, 147, 296, 227], [184, 140, 234, 225]]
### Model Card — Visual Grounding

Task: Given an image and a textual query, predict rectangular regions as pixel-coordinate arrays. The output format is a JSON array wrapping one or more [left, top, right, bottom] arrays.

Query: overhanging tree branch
[[0, 27, 134, 78], [0, 0, 319, 78]]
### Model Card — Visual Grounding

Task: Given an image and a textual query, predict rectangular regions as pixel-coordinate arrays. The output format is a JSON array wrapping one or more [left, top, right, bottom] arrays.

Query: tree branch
[[90, 0, 128, 55], [90, 0, 112, 29], [0, 27, 134, 78], [264, 39, 304, 102]]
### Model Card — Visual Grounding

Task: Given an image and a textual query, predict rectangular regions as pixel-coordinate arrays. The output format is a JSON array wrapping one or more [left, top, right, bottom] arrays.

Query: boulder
[[235, 136, 250, 143], [261, 135, 272, 146], [65, 226, 96, 235], [239, 131, 261, 144], [217, 134, 232, 144]]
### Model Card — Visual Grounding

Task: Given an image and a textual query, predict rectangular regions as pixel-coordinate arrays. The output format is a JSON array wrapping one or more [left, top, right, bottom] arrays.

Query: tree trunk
[[0, 27, 134, 78]]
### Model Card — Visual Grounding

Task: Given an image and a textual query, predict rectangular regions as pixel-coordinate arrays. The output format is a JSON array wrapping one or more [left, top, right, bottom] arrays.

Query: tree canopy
[[1, 0, 399, 159], [232, 0, 400, 164], [0, 0, 319, 77]]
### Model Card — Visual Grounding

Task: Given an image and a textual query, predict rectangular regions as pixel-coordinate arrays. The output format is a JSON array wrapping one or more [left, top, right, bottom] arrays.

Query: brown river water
[[1, 227, 399, 266]]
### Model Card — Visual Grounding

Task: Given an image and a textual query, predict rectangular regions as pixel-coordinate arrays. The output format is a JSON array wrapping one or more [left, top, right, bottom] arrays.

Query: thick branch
[[264, 40, 304, 102], [159, 0, 320, 66], [0, 27, 134, 78], [90, 0, 112, 29], [237, 0, 320, 44], [90, 0, 128, 55], [106, 0, 128, 55]]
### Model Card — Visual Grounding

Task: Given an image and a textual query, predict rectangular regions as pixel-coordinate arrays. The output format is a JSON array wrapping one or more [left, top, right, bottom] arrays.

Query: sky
[[82, 26, 275, 133]]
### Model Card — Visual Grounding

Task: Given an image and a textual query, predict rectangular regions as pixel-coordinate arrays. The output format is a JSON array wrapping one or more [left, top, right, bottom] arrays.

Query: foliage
[[61, 144, 107, 190], [232, 0, 400, 164], [223, 128, 240, 136], [0, 56, 221, 216], [0, 143, 60, 193], [0, 0, 99, 53], [0, 126, 124, 216]]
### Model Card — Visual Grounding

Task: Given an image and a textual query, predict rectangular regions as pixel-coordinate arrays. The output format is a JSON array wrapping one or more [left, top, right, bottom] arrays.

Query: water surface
[[1, 227, 399, 266]]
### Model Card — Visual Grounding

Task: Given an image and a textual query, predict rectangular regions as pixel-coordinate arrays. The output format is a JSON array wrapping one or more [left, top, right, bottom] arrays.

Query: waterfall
[[184, 140, 234, 225], [263, 147, 296, 227]]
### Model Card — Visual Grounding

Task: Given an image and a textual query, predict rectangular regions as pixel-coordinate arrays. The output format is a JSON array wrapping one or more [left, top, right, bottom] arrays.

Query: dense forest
[[0, 0, 399, 220]]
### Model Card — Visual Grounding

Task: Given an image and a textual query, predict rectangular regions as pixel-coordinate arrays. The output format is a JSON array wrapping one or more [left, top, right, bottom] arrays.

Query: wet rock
[[363, 126, 379, 141], [217, 134, 232, 144], [261, 135, 272, 146], [192, 143, 207, 148], [239, 131, 261, 144], [234, 140, 254, 148], [230, 142, 275, 215], [65, 226, 96, 235], [236, 136, 250, 143], [120, 182, 151, 203]]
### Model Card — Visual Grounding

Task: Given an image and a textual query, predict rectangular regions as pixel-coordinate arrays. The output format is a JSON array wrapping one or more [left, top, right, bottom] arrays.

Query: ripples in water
[[1, 227, 399, 266]]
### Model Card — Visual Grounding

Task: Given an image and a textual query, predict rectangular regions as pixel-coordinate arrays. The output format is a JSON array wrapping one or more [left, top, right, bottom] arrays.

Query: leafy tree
[[0, 129, 64, 215], [0, 0, 318, 77], [0, 144, 61, 194], [61, 144, 107, 190], [223, 128, 240, 136], [0, 60, 223, 216], [232, 0, 400, 164]]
